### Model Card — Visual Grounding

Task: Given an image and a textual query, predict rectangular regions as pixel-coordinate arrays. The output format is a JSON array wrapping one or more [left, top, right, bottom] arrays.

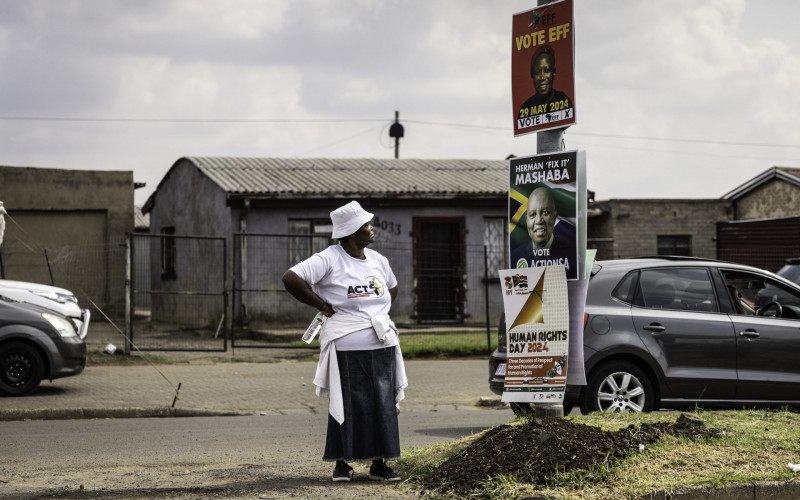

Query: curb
[[640, 480, 800, 500], [0, 407, 257, 421]]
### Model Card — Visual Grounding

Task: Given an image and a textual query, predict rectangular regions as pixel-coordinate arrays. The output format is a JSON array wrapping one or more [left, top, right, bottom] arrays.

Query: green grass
[[394, 409, 800, 500], [288, 330, 497, 359]]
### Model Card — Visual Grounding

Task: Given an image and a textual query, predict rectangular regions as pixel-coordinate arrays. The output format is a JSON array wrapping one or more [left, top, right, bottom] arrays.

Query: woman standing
[[282, 201, 407, 483]]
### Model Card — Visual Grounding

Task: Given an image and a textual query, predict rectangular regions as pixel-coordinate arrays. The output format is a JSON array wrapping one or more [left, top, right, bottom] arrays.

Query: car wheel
[[580, 361, 654, 414], [0, 342, 45, 397]]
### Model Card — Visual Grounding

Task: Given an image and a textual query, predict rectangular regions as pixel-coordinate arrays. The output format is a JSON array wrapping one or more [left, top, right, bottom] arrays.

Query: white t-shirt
[[290, 245, 398, 350]]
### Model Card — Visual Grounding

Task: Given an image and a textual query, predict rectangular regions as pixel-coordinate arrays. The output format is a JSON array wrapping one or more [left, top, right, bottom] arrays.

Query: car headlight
[[42, 313, 78, 338], [58, 293, 79, 304], [31, 290, 66, 304]]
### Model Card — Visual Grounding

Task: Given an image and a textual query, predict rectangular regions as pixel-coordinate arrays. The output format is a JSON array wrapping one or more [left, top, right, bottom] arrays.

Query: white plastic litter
[[638, 444, 645, 453], [789, 463, 800, 473], [103, 343, 117, 355]]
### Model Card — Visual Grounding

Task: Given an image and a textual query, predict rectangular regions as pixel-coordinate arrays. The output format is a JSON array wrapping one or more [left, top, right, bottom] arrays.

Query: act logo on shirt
[[346, 276, 385, 299]]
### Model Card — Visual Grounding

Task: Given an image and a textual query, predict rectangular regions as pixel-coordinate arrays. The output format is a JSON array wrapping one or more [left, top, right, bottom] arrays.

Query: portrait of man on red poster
[[512, 0, 575, 136]]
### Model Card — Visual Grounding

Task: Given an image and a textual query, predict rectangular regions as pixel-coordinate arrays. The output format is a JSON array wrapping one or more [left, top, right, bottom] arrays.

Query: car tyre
[[0, 342, 44, 397], [580, 361, 654, 414]]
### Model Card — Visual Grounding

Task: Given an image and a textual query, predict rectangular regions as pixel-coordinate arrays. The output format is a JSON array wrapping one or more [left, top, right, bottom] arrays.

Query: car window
[[636, 268, 718, 312], [721, 269, 800, 319], [612, 271, 638, 304]]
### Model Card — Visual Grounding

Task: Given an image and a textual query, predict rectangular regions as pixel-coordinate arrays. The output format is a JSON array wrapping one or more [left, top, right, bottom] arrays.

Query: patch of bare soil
[[423, 413, 720, 496]]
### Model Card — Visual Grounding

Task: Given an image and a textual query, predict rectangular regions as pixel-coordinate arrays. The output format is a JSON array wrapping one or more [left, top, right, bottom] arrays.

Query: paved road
[[0, 411, 513, 499], [0, 352, 507, 421]]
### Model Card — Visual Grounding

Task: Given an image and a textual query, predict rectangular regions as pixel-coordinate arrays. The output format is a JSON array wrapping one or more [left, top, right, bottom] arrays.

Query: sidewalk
[[0, 342, 507, 421]]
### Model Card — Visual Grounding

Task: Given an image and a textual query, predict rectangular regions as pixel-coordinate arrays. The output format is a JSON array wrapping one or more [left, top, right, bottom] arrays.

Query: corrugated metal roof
[[134, 205, 149, 229], [186, 157, 508, 198], [722, 166, 800, 200]]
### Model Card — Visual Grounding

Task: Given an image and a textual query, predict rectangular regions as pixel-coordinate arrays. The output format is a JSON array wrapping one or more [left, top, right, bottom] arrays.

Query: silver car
[[489, 257, 800, 415]]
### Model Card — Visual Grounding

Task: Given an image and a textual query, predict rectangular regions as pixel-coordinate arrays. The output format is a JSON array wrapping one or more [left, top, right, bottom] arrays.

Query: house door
[[413, 217, 465, 323]]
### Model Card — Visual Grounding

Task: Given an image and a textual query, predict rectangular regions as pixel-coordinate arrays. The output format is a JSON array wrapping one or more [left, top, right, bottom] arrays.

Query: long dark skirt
[[323, 346, 401, 462]]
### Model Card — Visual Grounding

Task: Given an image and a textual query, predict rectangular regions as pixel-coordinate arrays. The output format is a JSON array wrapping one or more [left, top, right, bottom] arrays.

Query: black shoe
[[369, 461, 400, 481], [332, 461, 353, 482]]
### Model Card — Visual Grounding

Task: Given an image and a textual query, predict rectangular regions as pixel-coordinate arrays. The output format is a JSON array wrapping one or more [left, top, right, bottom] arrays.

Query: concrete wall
[[145, 159, 231, 327], [595, 199, 733, 260], [734, 179, 800, 221], [0, 165, 133, 316], [239, 202, 507, 326]]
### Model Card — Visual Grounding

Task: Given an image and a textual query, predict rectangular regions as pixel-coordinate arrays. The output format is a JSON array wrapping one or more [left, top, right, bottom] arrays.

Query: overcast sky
[[1, 0, 798, 206]]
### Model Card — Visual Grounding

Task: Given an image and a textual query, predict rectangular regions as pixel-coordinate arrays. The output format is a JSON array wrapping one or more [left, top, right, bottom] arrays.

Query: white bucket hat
[[330, 201, 374, 239]]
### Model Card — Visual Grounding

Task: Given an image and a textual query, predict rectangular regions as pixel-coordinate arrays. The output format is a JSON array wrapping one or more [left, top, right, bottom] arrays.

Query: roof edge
[[722, 166, 800, 200]]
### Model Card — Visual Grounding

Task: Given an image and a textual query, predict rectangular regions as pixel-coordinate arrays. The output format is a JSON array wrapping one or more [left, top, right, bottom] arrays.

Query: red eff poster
[[512, 0, 575, 136]]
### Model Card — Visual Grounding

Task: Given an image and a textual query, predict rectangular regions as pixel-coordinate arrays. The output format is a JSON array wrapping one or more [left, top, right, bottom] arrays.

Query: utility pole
[[535, 0, 566, 420], [537, 0, 565, 157], [389, 110, 404, 159]]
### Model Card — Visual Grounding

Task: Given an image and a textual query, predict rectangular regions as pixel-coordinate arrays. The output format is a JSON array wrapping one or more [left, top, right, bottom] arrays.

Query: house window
[[657, 235, 691, 256], [483, 217, 508, 278], [160, 226, 177, 280], [288, 219, 333, 265]]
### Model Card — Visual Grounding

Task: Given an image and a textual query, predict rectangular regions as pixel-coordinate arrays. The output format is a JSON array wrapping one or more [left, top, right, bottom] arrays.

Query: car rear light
[[497, 315, 507, 352], [584, 313, 588, 329]]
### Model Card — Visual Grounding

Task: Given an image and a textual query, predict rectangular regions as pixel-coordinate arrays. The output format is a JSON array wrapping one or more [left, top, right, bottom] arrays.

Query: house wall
[[734, 179, 800, 221], [0, 165, 133, 317], [587, 211, 613, 260], [595, 199, 733, 260], [145, 159, 232, 326], [238, 202, 507, 326]]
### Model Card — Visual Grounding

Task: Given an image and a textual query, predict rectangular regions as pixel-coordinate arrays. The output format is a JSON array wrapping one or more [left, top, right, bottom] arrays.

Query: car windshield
[[777, 264, 800, 284]]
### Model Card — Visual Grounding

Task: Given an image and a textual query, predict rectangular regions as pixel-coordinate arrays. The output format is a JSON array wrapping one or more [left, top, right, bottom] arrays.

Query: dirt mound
[[423, 413, 720, 495]]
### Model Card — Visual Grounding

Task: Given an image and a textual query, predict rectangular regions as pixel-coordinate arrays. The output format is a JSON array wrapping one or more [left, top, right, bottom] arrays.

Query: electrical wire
[[2, 114, 798, 150]]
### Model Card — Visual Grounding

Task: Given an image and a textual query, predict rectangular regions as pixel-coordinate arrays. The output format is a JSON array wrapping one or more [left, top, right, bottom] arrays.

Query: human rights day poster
[[512, 0, 575, 136], [499, 266, 569, 403], [508, 150, 579, 281]]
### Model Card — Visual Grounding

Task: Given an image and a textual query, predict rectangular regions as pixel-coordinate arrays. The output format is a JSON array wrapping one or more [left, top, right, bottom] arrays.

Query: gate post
[[125, 233, 132, 355]]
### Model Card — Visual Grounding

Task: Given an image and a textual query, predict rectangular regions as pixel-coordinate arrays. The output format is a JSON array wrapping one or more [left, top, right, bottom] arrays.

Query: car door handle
[[738, 329, 760, 339], [643, 323, 665, 333]]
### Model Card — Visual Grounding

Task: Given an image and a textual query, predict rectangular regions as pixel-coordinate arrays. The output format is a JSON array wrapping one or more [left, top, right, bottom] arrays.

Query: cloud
[[0, 0, 798, 205]]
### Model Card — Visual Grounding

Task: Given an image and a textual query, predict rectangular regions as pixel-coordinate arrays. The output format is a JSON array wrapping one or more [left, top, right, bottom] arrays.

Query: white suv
[[0, 279, 90, 339]]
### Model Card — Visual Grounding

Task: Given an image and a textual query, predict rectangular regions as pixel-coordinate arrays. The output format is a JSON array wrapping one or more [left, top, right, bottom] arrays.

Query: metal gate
[[231, 232, 327, 348], [129, 233, 227, 351]]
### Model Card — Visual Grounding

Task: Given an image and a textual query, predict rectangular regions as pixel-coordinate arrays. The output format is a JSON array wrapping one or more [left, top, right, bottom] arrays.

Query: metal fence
[[2, 231, 505, 353], [0, 235, 128, 320], [128, 233, 227, 352], [231, 233, 505, 353]]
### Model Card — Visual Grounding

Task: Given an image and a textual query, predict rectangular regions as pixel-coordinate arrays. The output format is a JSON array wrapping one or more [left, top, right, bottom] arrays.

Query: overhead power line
[[405, 119, 800, 150], [1, 114, 797, 150], [0, 115, 384, 124]]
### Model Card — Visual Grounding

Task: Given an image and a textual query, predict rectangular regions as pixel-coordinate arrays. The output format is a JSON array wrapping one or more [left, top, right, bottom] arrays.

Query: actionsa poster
[[508, 150, 579, 281], [499, 266, 569, 403]]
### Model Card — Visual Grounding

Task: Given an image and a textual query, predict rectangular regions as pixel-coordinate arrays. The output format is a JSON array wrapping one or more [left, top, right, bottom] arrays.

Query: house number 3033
[[373, 216, 401, 236]]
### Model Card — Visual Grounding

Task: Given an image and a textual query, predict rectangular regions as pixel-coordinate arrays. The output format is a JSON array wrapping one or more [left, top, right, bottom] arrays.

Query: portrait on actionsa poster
[[509, 151, 579, 281], [512, 0, 575, 136]]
